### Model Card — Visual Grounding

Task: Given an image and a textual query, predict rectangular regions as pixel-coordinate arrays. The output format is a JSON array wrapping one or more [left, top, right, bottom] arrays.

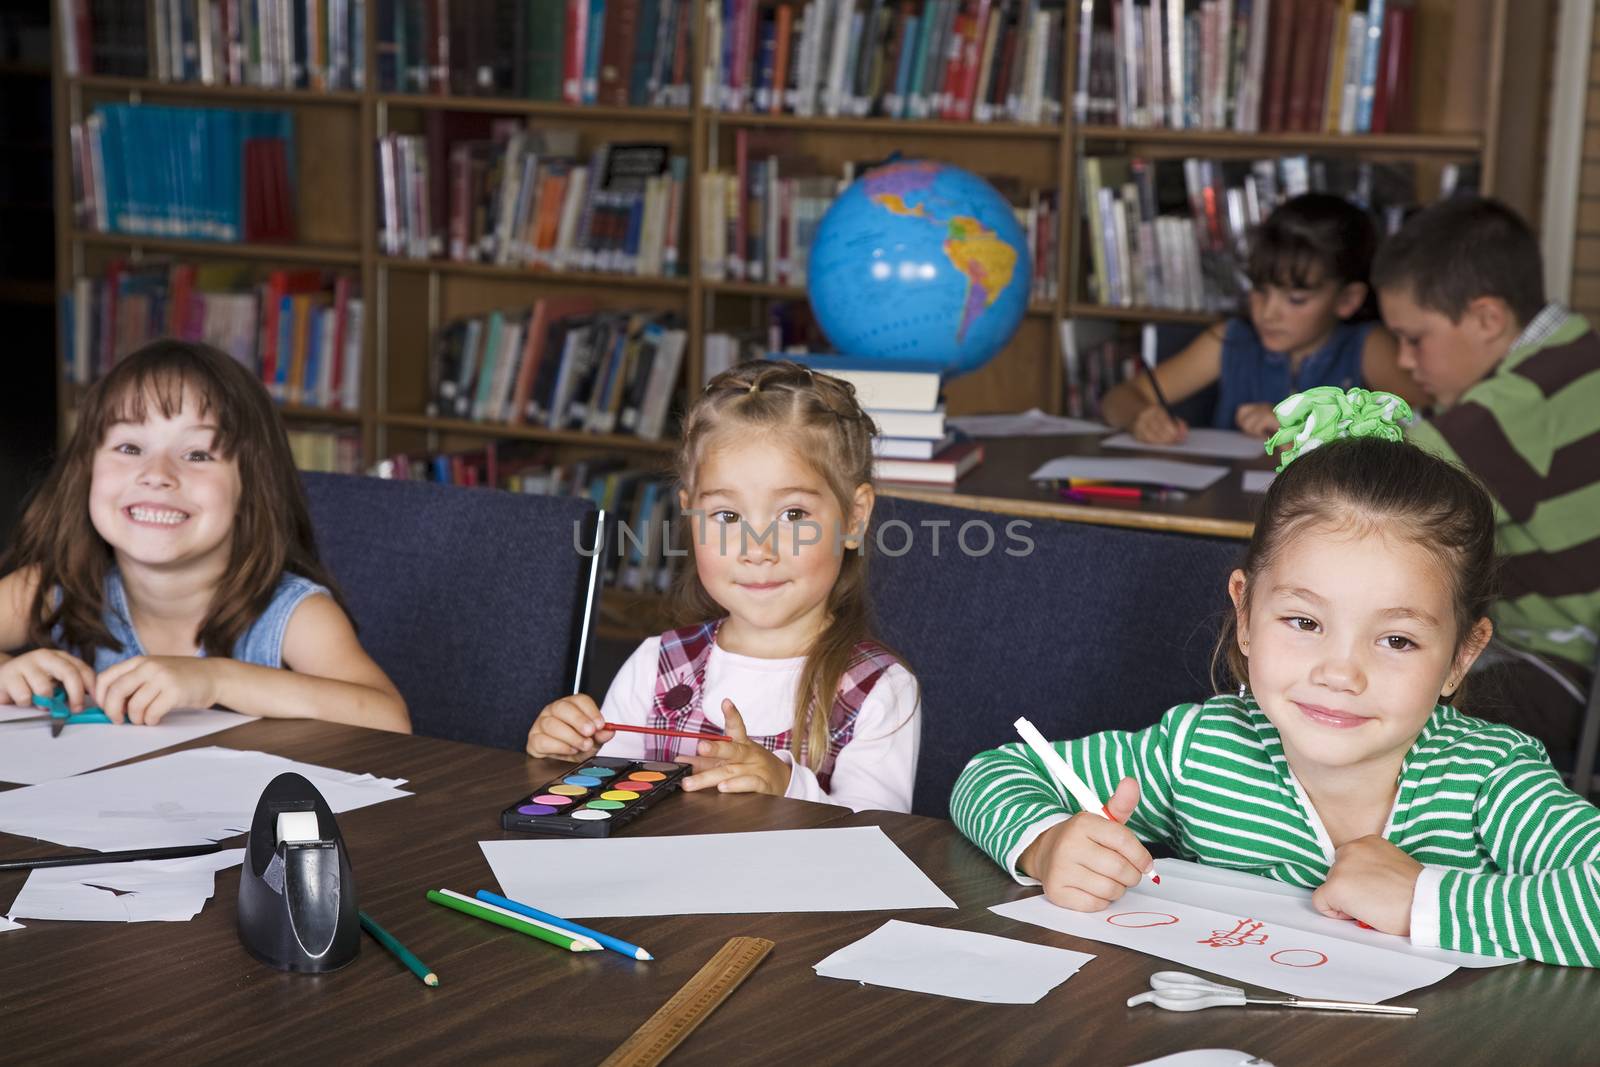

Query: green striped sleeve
[[1434, 754, 1600, 966], [950, 704, 1195, 878]]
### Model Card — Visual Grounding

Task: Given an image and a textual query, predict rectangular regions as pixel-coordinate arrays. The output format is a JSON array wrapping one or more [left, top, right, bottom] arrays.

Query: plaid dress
[[647, 621, 899, 790]]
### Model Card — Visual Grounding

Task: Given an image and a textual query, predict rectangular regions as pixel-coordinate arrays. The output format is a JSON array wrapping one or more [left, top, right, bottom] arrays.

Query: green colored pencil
[[427, 889, 601, 953], [359, 909, 439, 987]]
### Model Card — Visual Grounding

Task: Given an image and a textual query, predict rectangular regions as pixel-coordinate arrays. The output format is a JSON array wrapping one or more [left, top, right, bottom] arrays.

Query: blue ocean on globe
[[806, 160, 1031, 377]]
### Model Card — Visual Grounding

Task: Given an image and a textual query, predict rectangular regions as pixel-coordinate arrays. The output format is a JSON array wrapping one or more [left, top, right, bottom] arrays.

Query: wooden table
[[3, 720, 1595, 1065], [883, 435, 1273, 540]]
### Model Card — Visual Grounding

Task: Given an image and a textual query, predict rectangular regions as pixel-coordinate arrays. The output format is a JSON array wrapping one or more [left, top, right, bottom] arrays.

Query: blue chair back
[[301, 473, 598, 750], [868, 496, 1243, 819]]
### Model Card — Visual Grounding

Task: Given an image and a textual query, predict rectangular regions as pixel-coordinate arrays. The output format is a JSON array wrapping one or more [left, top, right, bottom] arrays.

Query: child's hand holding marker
[[526, 693, 614, 759], [1311, 835, 1424, 937], [681, 700, 793, 798], [1012, 716, 1160, 911]]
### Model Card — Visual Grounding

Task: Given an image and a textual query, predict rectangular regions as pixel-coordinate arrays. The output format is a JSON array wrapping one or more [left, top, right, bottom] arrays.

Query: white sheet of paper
[[813, 919, 1094, 1004], [1150, 858, 1515, 968], [1102, 429, 1268, 460], [0, 747, 411, 850], [992, 886, 1458, 1002], [1242, 470, 1277, 493], [0, 705, 251, 784], [948, 408, 1110, 437], [1029, 457, 1230, 491], [481, 826, 957, 918], [7, 848, 245, 922], [0, 916, 22, 932], [1126, 1052, 1276, 1067]]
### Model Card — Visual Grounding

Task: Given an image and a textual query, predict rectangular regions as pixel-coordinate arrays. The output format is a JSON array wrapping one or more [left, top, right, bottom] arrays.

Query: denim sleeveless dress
[[86, 569, 331, 672], [1213, 318, 1372, 430]]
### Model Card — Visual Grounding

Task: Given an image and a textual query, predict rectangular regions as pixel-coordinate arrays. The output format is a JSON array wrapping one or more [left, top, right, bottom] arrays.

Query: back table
[[1, 720, 1594, 1065]]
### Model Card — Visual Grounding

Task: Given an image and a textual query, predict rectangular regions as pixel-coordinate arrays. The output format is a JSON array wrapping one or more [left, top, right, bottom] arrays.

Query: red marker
[[602, 722, 729, 743]]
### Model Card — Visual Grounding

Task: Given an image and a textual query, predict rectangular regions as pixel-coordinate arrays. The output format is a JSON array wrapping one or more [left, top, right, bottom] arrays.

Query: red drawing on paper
[[1106, 912, 1180, 929], [1197, 918, 1269, 948], [1270, 948, 1329, 968]]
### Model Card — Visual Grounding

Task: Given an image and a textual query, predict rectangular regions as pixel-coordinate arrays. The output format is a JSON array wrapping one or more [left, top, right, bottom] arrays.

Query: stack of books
[[778, 356, 983, 488]]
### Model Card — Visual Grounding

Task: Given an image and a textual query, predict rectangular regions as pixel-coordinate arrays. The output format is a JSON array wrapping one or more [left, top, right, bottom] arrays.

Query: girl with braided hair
[[527, 360, 921, 811], [953, 388, 1600, 967]]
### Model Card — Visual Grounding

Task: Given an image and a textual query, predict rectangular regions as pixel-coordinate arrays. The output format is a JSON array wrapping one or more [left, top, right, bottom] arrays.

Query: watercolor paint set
[[501, 756, 691, 837]]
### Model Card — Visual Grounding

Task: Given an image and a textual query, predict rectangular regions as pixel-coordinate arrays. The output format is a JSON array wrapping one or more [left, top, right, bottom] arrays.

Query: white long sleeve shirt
[[597, 636, 921, 813]]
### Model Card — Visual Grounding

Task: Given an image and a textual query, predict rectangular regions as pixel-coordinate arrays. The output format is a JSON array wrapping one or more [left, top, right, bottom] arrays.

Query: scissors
[[1127, 971, 1418, 1016], [0, 690, 114, 738]]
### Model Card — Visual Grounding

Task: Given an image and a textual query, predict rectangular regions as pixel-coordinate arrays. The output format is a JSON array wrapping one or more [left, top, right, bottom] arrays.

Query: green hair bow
[[1263, 386, 1414, 471]]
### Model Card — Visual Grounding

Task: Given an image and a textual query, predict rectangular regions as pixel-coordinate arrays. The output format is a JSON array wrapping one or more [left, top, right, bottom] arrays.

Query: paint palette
[[501, 757, 692, 837]]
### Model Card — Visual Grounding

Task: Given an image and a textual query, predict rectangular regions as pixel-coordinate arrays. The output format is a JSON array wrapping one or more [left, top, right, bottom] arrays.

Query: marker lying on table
[[602, 722, 729, 743], [1060, 485, 1188, 503], [1013, 716, 1160, 885], [0, 842, 224, 872], [475, 890, 653, 960]]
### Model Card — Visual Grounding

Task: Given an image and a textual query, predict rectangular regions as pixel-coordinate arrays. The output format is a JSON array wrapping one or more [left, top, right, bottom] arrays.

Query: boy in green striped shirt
[[952, 429, 1600, 967], [1372, 198, 1600, 757]]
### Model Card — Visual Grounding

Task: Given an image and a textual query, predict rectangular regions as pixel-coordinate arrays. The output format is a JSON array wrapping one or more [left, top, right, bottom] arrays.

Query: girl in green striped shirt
[[952, 429, 1600, 967]]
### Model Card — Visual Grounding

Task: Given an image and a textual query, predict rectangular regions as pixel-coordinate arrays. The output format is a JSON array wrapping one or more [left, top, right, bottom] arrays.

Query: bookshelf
[[48, 0, 1552, 631]]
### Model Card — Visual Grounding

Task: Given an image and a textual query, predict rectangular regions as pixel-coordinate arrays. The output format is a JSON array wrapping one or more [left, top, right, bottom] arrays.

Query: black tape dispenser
[[237, 772, 359, 972]]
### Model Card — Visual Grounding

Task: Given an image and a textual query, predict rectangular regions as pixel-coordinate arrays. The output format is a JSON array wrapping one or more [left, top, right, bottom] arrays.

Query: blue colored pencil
[[475, 890, 654, 961]]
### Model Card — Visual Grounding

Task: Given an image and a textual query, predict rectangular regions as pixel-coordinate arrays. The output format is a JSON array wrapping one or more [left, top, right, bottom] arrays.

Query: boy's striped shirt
[[950, 694, 1600, 966], [1405, 306, 1600, 672]]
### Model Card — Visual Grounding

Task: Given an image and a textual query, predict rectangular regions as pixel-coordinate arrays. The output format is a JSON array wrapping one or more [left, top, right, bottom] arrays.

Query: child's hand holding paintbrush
[[526, 694, 616, 759]]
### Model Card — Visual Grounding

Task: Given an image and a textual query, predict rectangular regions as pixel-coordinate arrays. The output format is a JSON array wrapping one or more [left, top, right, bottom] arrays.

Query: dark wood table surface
[[2, 719, 1595, 1066], [884, 435, 1274, 540]]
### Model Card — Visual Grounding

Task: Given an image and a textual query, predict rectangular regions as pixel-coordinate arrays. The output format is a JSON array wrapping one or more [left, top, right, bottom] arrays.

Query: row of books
[[376, 0, 694, 108], [1076, 0, 1414, 134], [371, 445, 684, 594], [427, 303, 687, 439], [57, 0, 147, 76], [69, 105, 297, 243], [1059, 318, 1143, 419], [63, 261, 363, 411], [289, 428, 364, 472], [1079, 153, 1419, 313], [380, 132, 687, 277], [146, 0, 368, 89], [705, 0, 1065, 124]]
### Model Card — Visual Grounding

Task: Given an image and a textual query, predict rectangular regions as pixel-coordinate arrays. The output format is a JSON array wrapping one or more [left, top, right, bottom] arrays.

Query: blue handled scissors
[[1127, 971, 1418, 1016], [1, 690, 114, 738]]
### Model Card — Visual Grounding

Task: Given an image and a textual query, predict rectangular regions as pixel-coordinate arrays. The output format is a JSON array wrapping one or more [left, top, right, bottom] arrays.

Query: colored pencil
[[0, 841, 224, 872], [476, 890, 654, 961], [359, 910, 439, 987], [602, 722, 728, 743], [427, 889, 601, 952], [1012, 716, 1160, 885], [1060, 485, 1188, 503]]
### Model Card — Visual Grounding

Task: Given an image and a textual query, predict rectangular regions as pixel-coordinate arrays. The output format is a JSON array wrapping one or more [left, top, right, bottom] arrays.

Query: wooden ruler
[[599, 937, 775, 1067]]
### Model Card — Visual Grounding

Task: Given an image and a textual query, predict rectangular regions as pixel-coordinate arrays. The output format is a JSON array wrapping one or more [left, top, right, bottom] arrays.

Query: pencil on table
[[359, 910, 439, 987], [427, 889, 602, 952], [476, 890, 654, 961]]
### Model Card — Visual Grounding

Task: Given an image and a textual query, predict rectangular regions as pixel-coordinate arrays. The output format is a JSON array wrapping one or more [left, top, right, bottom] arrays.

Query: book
[[773, 354, 944, 410], [867, 405, 947, 439], [873, 430, 959, 459], [873, 439, 983, 485]]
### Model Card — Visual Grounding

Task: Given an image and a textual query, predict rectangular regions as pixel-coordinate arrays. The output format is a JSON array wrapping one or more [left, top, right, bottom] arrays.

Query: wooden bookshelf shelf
[[598, 587, 673, 638], [376, 93, 692, 124], [1077, 126, 1484, 155], [380, 257, 691, 291], [1067, 303, 1217, 326], [73, 75, 365, 105], [710, 111, 1061, 140], [280, 405, 365, 424], [74, 231, 363, 266], [380, 414, 679, 453]]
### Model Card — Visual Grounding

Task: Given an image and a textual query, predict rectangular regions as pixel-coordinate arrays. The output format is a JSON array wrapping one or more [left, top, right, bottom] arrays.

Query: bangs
[[1245, 236, 1330, 292], [87, 352, 243, 458]]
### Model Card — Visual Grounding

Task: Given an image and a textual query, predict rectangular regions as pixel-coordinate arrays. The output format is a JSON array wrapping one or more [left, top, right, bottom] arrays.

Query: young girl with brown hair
[[0, 339, 408, 732], [953, 391, 1600, 966], [527, 360, 921, 811]]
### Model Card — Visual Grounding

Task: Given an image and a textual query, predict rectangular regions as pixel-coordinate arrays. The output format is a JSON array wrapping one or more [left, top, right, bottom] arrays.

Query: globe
[[806, 159, 1031, 377]]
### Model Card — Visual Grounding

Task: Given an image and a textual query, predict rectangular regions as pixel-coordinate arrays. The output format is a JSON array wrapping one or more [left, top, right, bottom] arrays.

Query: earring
[[1237, 682, 1248, 699]]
